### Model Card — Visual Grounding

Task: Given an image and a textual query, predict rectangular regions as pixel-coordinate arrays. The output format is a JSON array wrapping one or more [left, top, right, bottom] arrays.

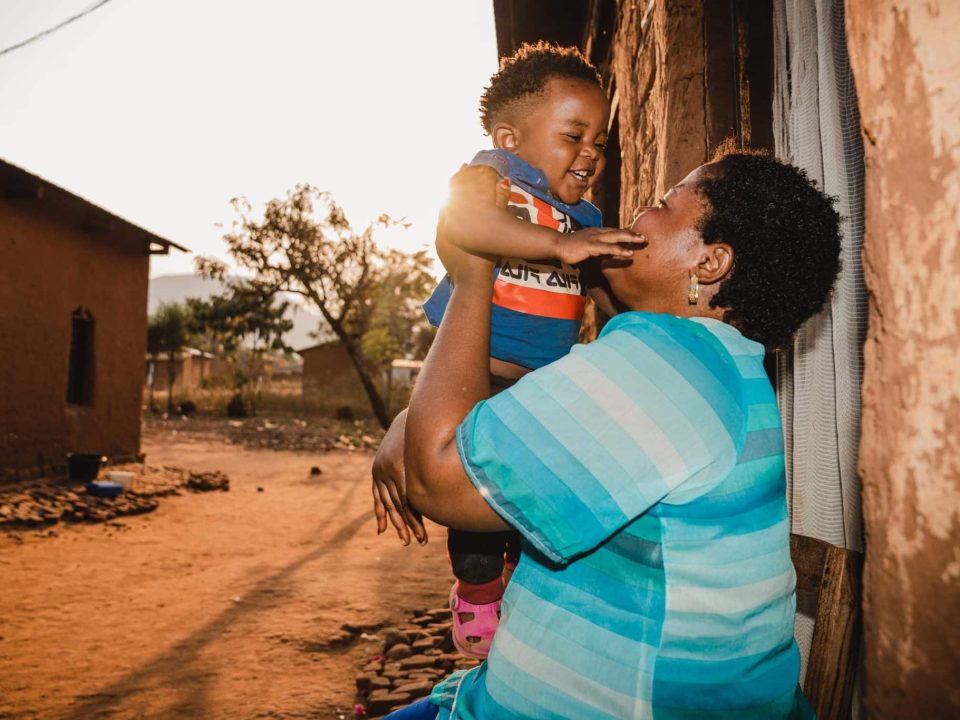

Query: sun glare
[[0, 0, 499, 278]]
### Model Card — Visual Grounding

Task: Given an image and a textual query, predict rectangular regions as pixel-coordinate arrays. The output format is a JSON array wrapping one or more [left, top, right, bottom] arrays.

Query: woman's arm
[[403, 234, 510, 531]]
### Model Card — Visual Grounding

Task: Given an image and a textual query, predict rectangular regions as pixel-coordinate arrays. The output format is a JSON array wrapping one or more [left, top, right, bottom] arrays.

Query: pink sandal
[[449, 583, 502, 659]]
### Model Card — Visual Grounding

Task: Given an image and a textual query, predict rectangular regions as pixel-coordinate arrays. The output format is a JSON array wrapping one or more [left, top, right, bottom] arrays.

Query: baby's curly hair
[[479, 41, 603, 133], [697, 145, 842, 350]]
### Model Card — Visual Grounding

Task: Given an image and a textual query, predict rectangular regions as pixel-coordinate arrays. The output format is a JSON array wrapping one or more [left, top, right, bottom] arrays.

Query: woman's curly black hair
[[479, 41, 603, 133], [697, 146, 842, 349]]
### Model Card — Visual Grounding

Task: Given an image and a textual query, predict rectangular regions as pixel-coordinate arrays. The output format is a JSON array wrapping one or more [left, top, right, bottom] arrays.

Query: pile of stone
[[185, 470, 230, 492], [355, 607, 481, 718], [0, 464, 229, 531]]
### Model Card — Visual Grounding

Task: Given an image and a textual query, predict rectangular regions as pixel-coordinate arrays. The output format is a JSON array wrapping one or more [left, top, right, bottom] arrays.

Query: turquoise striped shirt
[[429, 312, 811, 719]]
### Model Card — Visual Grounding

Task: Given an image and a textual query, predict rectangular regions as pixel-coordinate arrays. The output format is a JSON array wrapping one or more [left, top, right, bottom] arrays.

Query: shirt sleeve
[[422, 275, 452, 328], [455, 312, 747, 564]]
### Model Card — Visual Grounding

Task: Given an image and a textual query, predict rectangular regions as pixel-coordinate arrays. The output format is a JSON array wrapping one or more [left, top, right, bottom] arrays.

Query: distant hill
[[147, 274, 332, 352]]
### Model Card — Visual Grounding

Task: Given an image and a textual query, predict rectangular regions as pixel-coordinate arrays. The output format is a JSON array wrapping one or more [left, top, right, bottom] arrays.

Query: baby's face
[[511, 77, 610, 204]]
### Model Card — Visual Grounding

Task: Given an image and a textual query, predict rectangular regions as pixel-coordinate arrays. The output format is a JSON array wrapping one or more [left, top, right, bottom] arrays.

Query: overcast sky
[[0, 0, 498, 277]]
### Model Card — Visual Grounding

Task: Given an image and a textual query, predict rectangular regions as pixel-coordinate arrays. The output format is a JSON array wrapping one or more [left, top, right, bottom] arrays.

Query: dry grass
[[144, 373, 414, 421]]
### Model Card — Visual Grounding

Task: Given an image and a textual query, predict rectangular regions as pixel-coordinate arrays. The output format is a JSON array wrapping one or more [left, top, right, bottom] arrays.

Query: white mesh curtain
[[771, 0, 867, 694]]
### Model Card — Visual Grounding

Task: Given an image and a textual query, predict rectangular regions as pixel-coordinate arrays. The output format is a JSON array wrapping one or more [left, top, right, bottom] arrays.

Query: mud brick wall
[[611, 0, 709, 226], [846, 1, 960, 716], [0, 198, 149, 479]]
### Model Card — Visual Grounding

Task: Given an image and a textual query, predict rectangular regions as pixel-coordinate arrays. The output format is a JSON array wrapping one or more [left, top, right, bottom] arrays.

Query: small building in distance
[[0, 159, 186, 482], [146, 350, 301, 395], [388, 358, 422, 389], [264, 352, 302, 381], [146, 347, 220, 393], [298, 341, 353, 394]]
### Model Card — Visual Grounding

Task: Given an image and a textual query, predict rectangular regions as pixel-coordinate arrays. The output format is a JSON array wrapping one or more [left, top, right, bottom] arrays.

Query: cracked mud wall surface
[[847, 1, 960, 715], [612, 0, 707, 223]]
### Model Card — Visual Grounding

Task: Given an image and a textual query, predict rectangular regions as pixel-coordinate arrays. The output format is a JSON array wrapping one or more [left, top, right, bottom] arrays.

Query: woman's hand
[[435, 222, 495, 287], [449, 163, 504, 210], [437, 168, 498, 286], [371, 409, 427, 546]]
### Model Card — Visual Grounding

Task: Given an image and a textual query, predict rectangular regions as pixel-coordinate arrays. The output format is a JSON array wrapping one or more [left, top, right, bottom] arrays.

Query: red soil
[[0, 430, 448, 719]]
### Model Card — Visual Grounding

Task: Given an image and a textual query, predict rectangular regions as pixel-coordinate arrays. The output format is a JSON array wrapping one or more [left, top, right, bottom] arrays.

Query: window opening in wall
[[67, 307, 95, 405]]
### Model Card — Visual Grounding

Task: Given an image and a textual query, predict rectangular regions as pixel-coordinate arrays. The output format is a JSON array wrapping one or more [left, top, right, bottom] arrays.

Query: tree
[[146, 302, 191, 414], [202, 185, 435, 429], [185, 282, 293, 416], [361, 248, 437, 367]]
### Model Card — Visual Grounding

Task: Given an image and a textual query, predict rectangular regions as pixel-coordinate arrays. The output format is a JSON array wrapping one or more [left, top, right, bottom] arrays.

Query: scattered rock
[[380, 628, 410, 650], [385, 643, 412, 661], [342, 621, 385, 636], [366, 690, 412, 715], [310, 466, 323, 476], [0, 464, 230, 535], [186, 471, 230, 492], [393, 680, 433, 699], [412, 637, 439, 652], [355, 674, 391, 694], [383, 658, 401, 670], [326, 627, 359, 648], [355, 675, 373, 694], [352, 607, 480, 717], [398, 654, 436, 671], [437, 628, 455, 653]]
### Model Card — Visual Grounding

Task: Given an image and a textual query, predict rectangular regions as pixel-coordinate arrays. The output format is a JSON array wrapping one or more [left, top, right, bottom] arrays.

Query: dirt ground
[[0, 424, 449, 719]]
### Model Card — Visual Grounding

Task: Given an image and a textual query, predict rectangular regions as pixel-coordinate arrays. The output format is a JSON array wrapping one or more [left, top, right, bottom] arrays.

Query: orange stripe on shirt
[[493, 281, 586, 321], [531, 195, 562, 230], [509, 191, 529, 206]]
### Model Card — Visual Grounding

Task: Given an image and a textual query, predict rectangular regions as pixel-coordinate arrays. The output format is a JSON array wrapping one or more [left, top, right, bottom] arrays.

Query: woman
[[373, 148, 842, 719]]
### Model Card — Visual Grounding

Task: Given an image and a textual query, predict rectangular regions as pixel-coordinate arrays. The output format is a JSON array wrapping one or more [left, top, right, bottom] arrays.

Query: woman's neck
[[623, 295, 727, 323]]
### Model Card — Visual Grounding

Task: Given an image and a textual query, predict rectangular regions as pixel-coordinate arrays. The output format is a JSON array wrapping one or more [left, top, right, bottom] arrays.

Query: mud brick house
[[494, 0, 958, 716], [298, 341, 354, 393], [0, 159, 186, 482], [147, 347, 220, 393]]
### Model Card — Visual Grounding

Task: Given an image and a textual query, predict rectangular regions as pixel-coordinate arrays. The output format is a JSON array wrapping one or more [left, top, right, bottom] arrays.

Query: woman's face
[[602, 165, 712, 312]]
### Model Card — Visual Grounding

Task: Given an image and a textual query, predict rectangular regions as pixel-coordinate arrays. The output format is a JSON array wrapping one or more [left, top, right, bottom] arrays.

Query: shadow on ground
[[63, 480, 369, 720]]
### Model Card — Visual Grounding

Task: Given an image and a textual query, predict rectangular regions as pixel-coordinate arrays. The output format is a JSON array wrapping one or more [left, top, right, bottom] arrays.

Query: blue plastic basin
[[86, 480, 124, 498]]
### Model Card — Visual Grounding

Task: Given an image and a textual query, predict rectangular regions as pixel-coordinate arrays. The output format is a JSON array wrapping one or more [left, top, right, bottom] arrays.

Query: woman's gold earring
[[688, 273, 699, 305]]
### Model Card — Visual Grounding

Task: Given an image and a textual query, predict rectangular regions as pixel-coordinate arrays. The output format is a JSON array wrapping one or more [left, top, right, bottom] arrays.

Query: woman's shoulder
[[599, 312, 763, 359], [589, 311, 766, 405], [599, 310, 684, 335], [599, 310, 712, 336], [599, 311, 725, 349]]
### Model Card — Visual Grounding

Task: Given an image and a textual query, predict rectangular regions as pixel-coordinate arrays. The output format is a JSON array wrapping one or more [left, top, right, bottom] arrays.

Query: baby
[[420, 42, 630, 658]]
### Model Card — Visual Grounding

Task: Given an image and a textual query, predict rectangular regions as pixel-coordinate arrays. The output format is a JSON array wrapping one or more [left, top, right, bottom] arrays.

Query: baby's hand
[[557, 228, 646, 266]]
